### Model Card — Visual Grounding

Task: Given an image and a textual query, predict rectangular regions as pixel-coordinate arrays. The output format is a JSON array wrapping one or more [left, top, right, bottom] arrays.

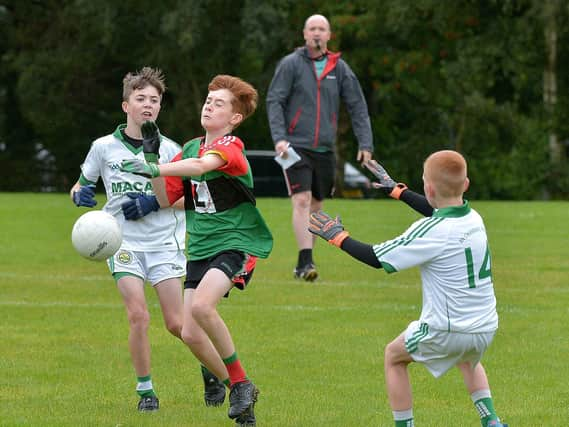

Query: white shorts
[[404, 320, 496, 378], [107, 249, 186, 287]]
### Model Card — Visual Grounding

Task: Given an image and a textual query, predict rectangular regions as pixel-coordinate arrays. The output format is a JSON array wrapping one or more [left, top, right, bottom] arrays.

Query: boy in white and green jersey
[[308, 151, 507, 427], [70, 67, 225, 412], [76, 123, 185, 249]]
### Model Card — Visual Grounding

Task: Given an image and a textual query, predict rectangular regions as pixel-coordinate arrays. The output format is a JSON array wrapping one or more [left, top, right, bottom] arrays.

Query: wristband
[[329, 231, 350, 248], [390, 183, 408, 200], [149, 163, 161, 178], [144, 153, 159, 164]]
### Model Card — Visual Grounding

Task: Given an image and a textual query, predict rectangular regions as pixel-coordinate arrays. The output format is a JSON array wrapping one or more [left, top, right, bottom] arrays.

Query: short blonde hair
[[122, 67, 166, 101], [208, 75, 258, 124], [423, 150, 467, 198]]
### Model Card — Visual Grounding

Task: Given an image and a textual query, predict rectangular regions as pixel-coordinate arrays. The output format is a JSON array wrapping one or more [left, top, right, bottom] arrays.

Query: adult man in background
[[266, 14, 374, 282]]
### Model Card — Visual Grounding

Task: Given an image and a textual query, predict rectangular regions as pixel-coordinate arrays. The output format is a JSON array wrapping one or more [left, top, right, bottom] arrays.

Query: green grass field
[[1, 193, 568, 426]]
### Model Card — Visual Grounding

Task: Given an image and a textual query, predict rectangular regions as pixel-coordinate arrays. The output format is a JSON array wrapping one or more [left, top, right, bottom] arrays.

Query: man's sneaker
[[228, 381, 259, 420], [293, 263, 318, 282], [487, 421, 508, 427], [235, 402, 256, 426], [202, 368, 226, 406], [137, 395, 159, 412]]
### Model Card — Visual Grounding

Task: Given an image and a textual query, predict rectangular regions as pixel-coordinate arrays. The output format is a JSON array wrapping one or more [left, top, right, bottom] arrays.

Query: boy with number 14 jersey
[[308, 151, 507, 427], [374, 203, 498, 334]]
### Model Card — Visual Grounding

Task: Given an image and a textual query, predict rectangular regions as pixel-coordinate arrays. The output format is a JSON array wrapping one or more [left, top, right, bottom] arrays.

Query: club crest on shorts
[[116, 250, 133, 264]]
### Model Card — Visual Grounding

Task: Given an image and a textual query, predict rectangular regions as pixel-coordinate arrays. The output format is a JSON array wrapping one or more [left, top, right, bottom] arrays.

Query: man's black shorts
[[283, 148, 335, 201]]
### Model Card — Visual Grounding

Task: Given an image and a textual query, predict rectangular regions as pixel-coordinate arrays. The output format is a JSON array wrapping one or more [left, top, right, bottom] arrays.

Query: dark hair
[[122, 67, 166, 101]]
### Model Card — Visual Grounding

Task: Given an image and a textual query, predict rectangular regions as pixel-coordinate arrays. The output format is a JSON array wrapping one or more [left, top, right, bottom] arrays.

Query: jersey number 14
[[464, 245, 492, 288]]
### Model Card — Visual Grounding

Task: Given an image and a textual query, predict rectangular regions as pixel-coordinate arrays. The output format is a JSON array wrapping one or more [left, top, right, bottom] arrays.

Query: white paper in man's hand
[[274, 146, 301, 170]]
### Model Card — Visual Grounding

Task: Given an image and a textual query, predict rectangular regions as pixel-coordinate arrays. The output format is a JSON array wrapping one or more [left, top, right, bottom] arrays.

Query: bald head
[[304, 14, 330, 30], [303, 14, 331, 54], [423, 150, 468, 198]]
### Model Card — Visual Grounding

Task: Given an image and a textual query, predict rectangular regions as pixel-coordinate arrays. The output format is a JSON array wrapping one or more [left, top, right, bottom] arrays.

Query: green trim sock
[[137, 375, 156, 398], [471, 389, 498, 427], [222, 352, 248, 385], [393, 409, 414, 427]]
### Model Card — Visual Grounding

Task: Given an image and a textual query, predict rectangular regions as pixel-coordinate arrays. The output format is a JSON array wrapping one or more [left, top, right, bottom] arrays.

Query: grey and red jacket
[[266, 46, 373, 153]]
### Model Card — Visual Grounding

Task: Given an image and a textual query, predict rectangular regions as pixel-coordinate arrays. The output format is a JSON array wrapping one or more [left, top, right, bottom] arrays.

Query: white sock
[[393, 408, 414, 425], [471, 388, 491, 402], [137, 379, 153, 393]]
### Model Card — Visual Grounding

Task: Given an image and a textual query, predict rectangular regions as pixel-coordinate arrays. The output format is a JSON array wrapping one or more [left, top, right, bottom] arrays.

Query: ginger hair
[[208, 75, 258, 125], [122, 67, 166, 101], [423, 150, 468, 198]]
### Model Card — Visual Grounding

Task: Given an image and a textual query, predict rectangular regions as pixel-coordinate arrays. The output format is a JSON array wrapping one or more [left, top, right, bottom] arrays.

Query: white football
[[71, 210, 122, 261]]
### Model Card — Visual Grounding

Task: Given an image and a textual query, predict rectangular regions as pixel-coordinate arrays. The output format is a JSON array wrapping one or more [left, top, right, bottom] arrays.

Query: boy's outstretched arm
[[364, 160, 434, 217], [308, 211, 382, 268]]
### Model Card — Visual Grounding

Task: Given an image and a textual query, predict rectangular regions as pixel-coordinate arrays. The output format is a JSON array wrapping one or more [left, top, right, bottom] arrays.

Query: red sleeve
[[163, 152, 185, 205], [203, 135, 248, 176]]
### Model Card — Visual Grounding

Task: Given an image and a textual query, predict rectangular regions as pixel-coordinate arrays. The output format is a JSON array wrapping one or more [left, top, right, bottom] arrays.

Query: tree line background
[[1, 0, 568, 199]]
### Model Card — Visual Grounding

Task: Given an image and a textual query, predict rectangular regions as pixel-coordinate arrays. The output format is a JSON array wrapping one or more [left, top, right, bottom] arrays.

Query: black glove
[[363, 160, 408, 199], [121, 192, 160, 220], [72, 185, 97, 207], [308, 210, 350, 247], [142, 121, 160, 163], [364, 160, 396, 193]]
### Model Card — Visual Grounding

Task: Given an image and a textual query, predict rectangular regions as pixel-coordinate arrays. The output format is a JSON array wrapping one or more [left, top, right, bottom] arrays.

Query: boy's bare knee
[[181, 326, 208, 348], [180, 326, 196, 345], [165, 320, 182, 338], [384, 341, 397, 363], [191, 303, 214, 324], [128, 308, 150, 330]]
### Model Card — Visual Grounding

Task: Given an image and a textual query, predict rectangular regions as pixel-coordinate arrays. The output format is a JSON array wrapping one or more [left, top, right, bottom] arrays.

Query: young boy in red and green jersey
[[120, 75, 273, 426], [169, 132, 272, 263]]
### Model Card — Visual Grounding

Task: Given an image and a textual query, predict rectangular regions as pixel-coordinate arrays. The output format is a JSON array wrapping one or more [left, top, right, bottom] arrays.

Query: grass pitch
[[0, 193, 567, 426]]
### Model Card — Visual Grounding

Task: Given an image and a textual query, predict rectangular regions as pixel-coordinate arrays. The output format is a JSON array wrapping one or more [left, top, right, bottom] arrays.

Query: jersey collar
[[113, 124, 128, 141], [432, 200, 471, 218], [112, 124, 140, 155]]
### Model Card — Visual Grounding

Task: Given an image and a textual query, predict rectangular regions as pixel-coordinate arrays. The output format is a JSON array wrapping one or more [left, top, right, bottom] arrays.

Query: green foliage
[[332, 0, 563, 199], [1, 1, 568, 198], [1, 193, 568, 425]]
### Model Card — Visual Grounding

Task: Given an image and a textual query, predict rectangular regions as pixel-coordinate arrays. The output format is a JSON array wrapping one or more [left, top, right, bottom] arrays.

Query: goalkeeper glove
[[308, 210, 350, 247], [364, 160, 407, 199], [72, 184, 97, 207], [121, 192, 160, 220], [141, 121, 160, 163], [120, 159, 160, 178]]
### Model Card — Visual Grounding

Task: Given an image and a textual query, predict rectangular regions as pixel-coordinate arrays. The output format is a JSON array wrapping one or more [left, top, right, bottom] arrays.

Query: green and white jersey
[[374, 201, 498, 333], [79, 124, 185, 252]]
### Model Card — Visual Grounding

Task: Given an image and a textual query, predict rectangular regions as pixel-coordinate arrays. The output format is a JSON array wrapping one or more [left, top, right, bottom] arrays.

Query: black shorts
[[184, 250, 256, 292], [283, 148, 336, 201]]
